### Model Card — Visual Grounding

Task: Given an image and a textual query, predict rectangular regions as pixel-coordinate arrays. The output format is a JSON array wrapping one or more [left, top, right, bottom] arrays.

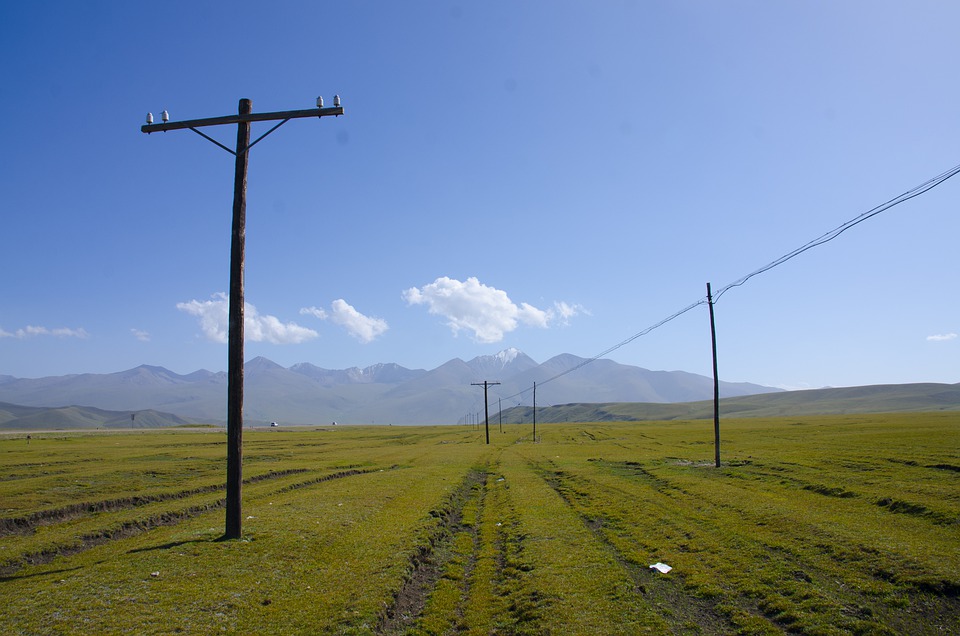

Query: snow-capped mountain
[[0, 350, 781, 426], [465, 348, 539, 379], [289, 362, 426, 386]]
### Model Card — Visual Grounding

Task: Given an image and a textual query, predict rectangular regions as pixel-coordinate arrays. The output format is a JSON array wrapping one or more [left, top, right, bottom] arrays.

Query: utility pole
[[142, 96, 344, 539], [472, 381, 501, 444], [498, 397, 502, 433], [532, 381, 537, 443], [707, 283, 721, 468]]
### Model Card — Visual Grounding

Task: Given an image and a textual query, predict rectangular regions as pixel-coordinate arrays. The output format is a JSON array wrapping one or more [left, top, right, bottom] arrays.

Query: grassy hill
[[502, 382, 960, 423], [0, 402, 196, 430]]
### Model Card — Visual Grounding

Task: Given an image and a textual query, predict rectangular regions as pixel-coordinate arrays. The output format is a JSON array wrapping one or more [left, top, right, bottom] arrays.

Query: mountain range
[[0, 349, 780, 426]]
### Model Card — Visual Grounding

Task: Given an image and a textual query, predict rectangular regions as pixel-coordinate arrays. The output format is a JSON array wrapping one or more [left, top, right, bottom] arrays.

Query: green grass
[[510, 383, 960, 423], [1, 413, 957, 634]]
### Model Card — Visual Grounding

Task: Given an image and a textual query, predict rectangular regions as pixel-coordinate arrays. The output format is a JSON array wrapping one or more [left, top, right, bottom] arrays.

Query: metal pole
[[499, 397, 502, 433], [225, 98, 251, 539], [707, 282, 721, 468], [483, 383, 490, 444], [472, 381, 500, 445], [533, 381, 537, 443]]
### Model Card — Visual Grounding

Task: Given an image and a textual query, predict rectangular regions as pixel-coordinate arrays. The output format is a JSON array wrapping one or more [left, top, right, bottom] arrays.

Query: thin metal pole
[[225, 98, 251, 539], [499, 398, 502, 433], [472, 381, 500, 445], [707, 282, 721, 468], [533, 381, 537, 443], [483, 383, 490, 444]]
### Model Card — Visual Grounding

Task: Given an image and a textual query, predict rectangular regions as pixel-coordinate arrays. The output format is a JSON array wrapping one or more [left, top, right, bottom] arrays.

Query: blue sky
[[1, 1, 957, 392]]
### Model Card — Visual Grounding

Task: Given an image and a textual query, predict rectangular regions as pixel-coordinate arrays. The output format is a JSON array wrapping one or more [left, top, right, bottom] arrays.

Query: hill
[[0, 402, 194, 431], [502, 382, 960, 423]]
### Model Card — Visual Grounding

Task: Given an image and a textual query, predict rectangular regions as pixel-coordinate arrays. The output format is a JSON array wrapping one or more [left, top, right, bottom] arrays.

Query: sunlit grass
[[0, 413, 956, 634]]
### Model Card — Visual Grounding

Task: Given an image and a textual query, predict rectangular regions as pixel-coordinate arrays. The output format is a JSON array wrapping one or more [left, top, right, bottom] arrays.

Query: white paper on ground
[[649, 562, 672, 573]]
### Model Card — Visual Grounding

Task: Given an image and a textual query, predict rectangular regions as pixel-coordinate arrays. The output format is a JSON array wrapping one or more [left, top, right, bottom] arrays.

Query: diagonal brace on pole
[[189, 117, 308, 156], [190, 127, 236, 155]]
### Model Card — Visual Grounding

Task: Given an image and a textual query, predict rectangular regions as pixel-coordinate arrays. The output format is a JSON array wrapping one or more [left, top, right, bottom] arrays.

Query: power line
[[495, 158, 960, 408], [540, 300, 706, 387], [496, 298, 706, 405], [713, 160, 960, 302]]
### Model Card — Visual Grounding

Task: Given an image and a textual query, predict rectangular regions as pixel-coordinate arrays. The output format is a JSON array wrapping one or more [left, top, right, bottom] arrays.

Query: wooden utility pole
[[472, 381, 500, 444], [707, 282, 721, 468], [142, 97, 343, 539], [225, 98, 251, 539]]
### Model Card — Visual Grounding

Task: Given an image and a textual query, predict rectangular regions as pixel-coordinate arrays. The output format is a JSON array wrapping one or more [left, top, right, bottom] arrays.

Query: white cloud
[[299, 300, 388, 343], [329, 299, 389, 343], [926, 332, 957, 342], [552, 301, 588, 325], [131, 329, 151, 342], [177, 294, 229, 343], [0, 325, 89, 339], [402, 276, 583, 343], [299, 306, 328, 320], [518, 302, 549, 328], [177, 293, 318, 344]]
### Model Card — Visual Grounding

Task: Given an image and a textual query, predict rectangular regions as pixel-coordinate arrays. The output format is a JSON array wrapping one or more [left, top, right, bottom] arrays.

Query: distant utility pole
[[472, 381, 501, 444], [498, 398, 502, 433], [142, 96, 344, 539], [532, 381, 537, 443], [706, 282, 721, 468]]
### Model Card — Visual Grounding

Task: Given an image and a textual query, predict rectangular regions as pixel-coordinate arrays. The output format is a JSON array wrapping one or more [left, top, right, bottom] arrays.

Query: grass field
[[1, 413, 957, 635]]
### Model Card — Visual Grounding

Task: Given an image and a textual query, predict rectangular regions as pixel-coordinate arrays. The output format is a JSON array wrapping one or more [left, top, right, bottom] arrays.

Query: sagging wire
[[713, 161, 960, 303], [493, 158, 960, 409]]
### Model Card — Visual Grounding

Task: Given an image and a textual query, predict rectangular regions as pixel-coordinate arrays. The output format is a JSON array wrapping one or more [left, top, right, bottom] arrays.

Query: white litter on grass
[[649, 562, 672, 574], [150, 571, 160, 578]]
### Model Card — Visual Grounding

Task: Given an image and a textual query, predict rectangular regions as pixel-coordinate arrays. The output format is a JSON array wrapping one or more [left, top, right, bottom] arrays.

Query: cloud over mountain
[[177, 292, 318, 345], [403, 276, 583, 343], [301, 300, 388, 343]]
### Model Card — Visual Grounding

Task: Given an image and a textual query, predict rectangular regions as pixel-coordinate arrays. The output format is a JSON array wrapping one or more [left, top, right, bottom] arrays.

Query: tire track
[[536, 459, 957, 635], [534, 461, 738, 636], [0, 468, 312, 537], [377, 464, 543, 634], [0, 468, 380, 578], [377, 467, 486, 634]]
